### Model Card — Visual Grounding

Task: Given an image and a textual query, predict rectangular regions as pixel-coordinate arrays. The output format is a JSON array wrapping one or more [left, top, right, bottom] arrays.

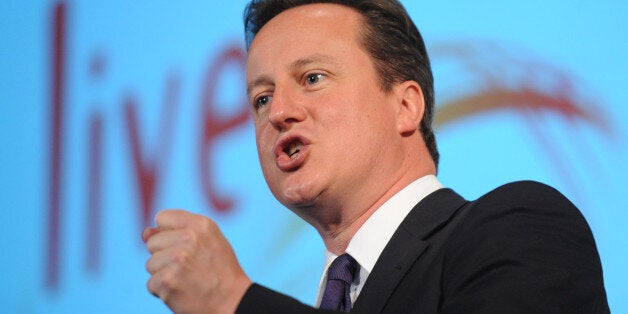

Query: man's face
[[246, 4, 404, 219]]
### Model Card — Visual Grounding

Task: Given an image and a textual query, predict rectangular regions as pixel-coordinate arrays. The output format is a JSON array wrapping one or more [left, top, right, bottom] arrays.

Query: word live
[[45, 1, 249, 291]]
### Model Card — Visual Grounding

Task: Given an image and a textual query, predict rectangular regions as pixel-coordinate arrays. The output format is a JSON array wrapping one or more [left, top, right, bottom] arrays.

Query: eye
[[254, 95, 272, 109], [305, 73, 325, 85]]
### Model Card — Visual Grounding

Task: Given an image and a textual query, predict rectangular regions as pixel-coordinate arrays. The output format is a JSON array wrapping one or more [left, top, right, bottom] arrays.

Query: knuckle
[[198, 216, 217, 232], [180, 228, 197, 245], [156, 267, 178, 293], [145, 258, 153, 273], [146, 275, 157, 293], [147, 274, 170, 301], [146, 240, 158, 254], [145, 255, 160, 274], [171, 249, 190, 264], [154, 210, 166, 223]]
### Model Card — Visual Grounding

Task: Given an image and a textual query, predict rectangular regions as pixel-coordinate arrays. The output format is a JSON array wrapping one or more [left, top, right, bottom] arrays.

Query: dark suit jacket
[[237, 181, 609, 313]]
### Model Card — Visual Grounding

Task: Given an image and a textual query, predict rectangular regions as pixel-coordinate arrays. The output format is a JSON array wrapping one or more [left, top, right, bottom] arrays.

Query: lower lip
[[276, 145, 309, 172]]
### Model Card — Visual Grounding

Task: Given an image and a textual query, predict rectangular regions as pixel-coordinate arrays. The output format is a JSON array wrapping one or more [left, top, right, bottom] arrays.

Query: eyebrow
[[246, 76, 272, 97], [247, 54, 340, 95], [289, 54, 339, 72]]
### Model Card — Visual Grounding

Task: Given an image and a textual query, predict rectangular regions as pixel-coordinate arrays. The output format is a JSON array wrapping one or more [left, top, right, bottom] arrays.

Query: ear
[[395, 81, 424, 135]]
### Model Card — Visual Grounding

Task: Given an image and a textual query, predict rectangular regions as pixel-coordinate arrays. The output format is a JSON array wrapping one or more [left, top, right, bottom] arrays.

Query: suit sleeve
[[236, 283, 340, 314], [440, 182, 609, 314]]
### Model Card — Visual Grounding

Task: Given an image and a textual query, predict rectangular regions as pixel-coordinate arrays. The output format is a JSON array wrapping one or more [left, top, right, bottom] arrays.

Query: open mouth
[[284, 140, 304, 159], [274, 135, 309, 171]]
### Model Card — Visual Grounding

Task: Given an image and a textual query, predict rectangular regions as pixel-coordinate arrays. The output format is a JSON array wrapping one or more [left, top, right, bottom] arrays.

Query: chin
[[269, 167, 325, 208], [280, 193, 316, 209], [279, 184, 320, 209]]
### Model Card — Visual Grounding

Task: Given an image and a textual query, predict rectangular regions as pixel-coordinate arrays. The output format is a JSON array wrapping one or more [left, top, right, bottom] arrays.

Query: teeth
[[287, 142, 303, 158]]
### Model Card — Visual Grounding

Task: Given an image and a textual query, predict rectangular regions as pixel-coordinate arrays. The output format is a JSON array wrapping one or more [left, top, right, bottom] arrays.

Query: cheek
[[254, 120, 272, 145], [255, 138, 276, 185], [327, 91, 383, 130], [254, 127, 272, 161], [335, 96, 394, 149]]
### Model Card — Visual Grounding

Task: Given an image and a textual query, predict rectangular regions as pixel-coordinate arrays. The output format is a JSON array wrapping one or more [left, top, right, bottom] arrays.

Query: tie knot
[[327, 253, 358, 284], [320, 253, 359, 311]]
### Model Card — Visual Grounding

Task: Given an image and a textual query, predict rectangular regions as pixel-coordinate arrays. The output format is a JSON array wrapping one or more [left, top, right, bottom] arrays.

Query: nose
[[268, 88, 307, 131]]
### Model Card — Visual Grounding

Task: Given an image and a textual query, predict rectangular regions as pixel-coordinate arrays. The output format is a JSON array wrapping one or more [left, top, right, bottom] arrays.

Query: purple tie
[[320, 254, 358, 312]]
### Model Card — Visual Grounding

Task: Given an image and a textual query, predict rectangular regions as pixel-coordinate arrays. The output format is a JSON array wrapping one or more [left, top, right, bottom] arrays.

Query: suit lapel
[[352, 188, 467, 313]]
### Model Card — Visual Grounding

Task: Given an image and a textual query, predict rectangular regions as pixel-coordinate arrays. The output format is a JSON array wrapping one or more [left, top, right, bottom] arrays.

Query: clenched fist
[[143, 209, 252, 313]]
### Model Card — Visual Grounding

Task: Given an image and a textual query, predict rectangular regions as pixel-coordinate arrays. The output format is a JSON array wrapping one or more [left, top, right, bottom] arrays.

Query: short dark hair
[[244, 0, 439, 168]]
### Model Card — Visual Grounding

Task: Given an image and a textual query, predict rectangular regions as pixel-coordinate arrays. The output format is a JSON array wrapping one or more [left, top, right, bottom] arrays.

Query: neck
[[314, 167, 434, 255], [295, 136, 436, 255]]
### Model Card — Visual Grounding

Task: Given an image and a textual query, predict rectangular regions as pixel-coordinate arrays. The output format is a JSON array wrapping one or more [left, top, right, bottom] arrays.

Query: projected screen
[[0, 1, 626, 312]]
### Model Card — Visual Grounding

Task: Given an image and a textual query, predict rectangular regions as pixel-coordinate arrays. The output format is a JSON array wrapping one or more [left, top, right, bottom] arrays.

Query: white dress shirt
[[314, 175, 443, 307]]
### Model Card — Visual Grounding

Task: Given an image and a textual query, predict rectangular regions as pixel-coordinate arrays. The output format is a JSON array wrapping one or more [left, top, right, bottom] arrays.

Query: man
[[143, 0, 609, 313]]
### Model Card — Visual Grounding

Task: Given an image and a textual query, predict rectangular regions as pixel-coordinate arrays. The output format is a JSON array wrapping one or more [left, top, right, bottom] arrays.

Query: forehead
[[246, 3, 366, 75]]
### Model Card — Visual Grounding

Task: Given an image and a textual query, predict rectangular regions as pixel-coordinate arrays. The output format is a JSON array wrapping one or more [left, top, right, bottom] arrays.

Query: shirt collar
[[344, 174, 443, 274], [316, 175, 443, 303]]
